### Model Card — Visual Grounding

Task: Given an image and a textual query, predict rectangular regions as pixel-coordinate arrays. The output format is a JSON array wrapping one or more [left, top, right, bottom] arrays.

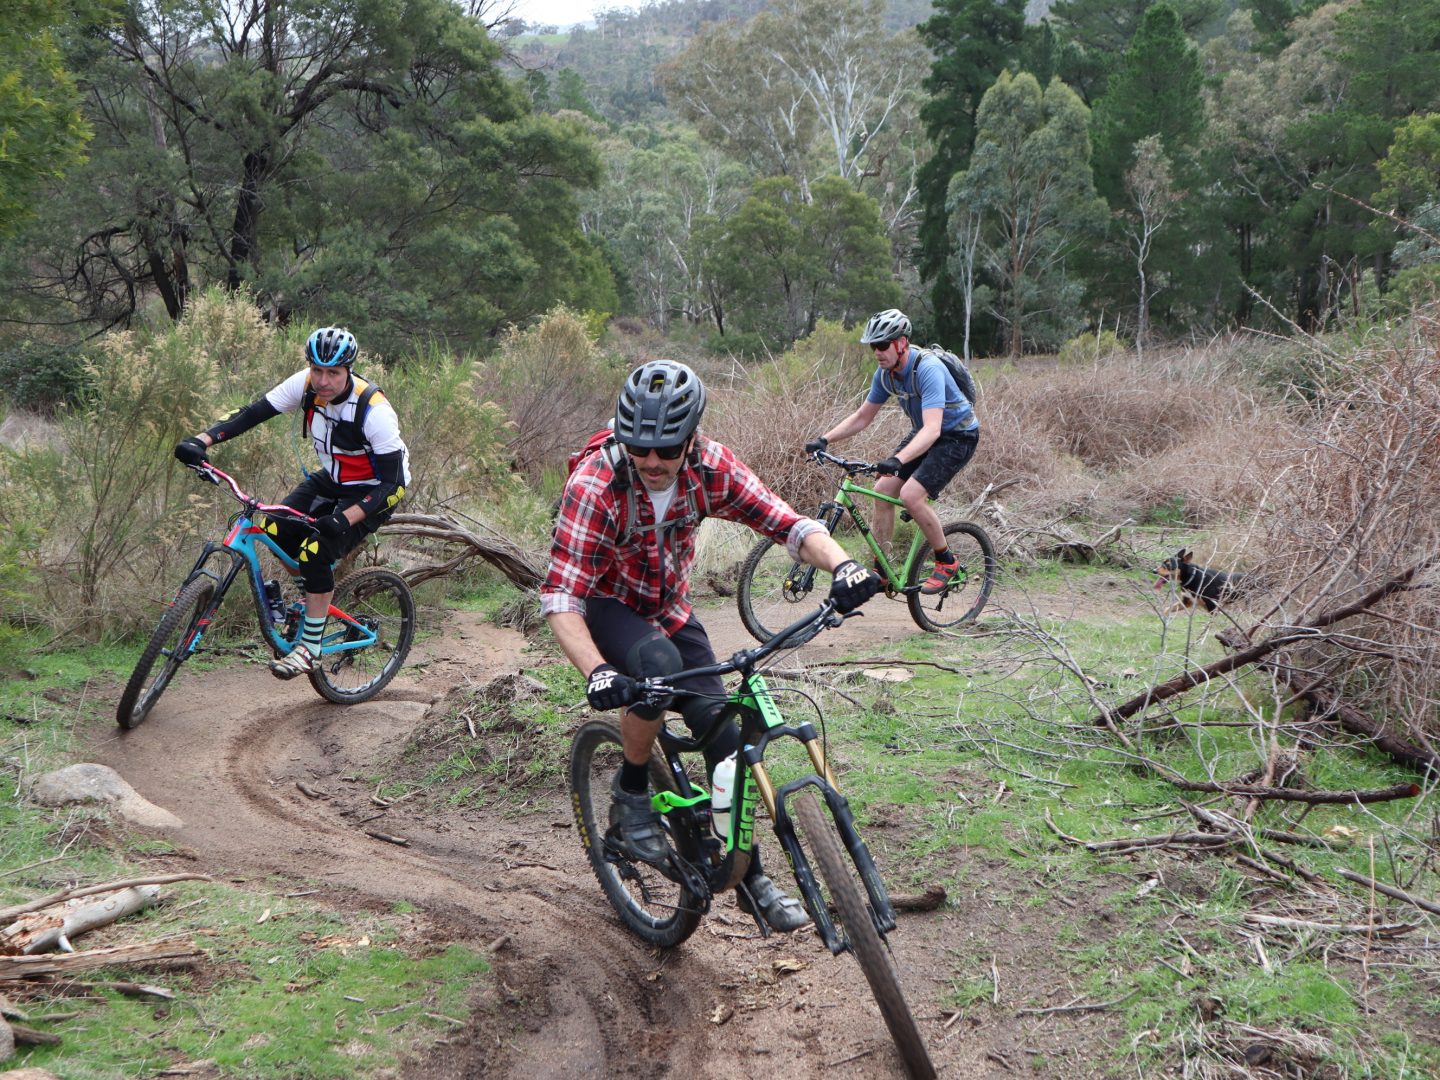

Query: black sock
[[619, 760, 649, 794], [934, 547, 956, 564]]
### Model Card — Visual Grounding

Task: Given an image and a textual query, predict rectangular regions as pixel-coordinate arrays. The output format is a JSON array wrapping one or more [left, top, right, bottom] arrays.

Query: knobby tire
[[794, 792, 935, 1080], [570, 718, 704, 948], [309, 567, 415, 704], [736, 536, 815, 644], [906, 521, 995, 632], [116, 576, 217, 730]]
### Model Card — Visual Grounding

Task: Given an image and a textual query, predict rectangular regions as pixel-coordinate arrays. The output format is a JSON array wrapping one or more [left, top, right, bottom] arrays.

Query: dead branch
[[380, 513, 542, 589], [891, 885, 947, 913], [1217, 633, 1440, 777], [1164, 780, 1420, 804], [8, 1021, 61, 1046], [0, 874, 209, 923], [1093, 550, 1440, 726], [0, 938, 204, 981], [1243, 913, 1416, 937], [2, 886, 161, 955], [1333, 869, 1440, 917]]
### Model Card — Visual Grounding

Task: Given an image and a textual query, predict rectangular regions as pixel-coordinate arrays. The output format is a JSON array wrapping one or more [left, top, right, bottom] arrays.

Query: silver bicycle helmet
[[859, 308, 912, 345], [614, 360, 706, 448], [305, 326, 359, 368]]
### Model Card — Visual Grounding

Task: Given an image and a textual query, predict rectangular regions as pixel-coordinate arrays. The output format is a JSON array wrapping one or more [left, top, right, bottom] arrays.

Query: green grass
[[17, 887, 489, 1079]]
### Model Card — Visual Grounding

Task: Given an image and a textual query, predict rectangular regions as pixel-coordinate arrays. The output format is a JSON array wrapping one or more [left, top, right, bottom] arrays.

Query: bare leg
[[620, 708, 663, 767], [871, 475, 904, 551], [900, 478, 947, 551]]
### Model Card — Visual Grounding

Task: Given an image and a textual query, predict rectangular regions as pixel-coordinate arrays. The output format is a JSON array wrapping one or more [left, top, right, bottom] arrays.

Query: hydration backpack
[[565, 429, 714, 545], [919, 346, 979, 406]]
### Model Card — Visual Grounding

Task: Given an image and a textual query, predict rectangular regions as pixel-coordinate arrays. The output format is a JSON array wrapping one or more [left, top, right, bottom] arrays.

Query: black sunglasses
[[624, 442, 686, 460], [870, 340, 897, 352]]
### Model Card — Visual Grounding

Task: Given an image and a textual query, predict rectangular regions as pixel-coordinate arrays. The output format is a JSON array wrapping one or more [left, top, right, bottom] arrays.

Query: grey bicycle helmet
[[859, 308, 912, 345], [615, 360, 706, 448], [305, 326, 359, 368]]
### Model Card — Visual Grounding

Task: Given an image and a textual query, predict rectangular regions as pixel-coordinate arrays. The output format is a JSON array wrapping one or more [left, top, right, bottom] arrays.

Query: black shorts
[[582, 598, 736, 763], [894, 429, 978, 499], [271, 474, 389, 592]]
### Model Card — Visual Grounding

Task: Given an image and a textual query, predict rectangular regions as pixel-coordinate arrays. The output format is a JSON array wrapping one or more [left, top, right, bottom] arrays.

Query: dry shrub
[[997, 352, 1254, 468], [478, 308, 626, 485], [704, 351, 899, 514], [1251, 323, 1440, 740]]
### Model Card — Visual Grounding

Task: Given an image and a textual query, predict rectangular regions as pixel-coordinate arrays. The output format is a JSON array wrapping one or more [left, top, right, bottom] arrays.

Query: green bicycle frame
[[816, 475, 932, 593], [651, 667, 897, 954]]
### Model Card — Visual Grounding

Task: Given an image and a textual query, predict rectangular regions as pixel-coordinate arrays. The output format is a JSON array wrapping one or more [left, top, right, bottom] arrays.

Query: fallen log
[[380, 513, 542, 589], [2, 886, 161, 955], [1164, 780, 1420, 804], [0, 874, 209, 923], [1213, 633, 1440, 779], [0, 939, 203, 982]]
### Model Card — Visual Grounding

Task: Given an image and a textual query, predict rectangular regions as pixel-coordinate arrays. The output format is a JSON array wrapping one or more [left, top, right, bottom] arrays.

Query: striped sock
[[301, 615, 326, 653]]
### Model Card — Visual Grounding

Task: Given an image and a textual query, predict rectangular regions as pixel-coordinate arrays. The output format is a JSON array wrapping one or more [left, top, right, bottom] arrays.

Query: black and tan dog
[[1154, 549, 1247, 613]]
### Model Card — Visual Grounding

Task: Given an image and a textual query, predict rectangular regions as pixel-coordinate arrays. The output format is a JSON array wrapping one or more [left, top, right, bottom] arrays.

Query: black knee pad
[[624, 632, 682, 721]]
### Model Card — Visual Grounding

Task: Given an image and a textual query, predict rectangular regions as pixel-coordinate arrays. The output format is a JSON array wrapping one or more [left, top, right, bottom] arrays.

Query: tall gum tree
[[949, 70, 1106, 357]]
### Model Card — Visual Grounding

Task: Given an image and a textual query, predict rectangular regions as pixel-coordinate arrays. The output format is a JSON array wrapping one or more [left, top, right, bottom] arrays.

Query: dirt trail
[[88, 595, 1072, 1079]]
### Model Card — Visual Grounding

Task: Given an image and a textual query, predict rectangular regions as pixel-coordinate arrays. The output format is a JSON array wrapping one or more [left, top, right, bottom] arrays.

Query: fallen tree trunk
[[0, 874, 209, 924], [1164, 780, 1420, 804], [2, 886, 161, 955], [0, 939, 203, 982], [380, 513, 542, 589]]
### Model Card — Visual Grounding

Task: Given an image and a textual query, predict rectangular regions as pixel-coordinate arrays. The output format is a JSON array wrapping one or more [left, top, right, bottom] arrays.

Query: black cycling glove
[[874, 455, 903, 476], [829, 559, 882, 614], [314, 511, 350, 541], [174, 437, 209, 467], [804, 436, 828, 454], [586, 663, 642, 712]]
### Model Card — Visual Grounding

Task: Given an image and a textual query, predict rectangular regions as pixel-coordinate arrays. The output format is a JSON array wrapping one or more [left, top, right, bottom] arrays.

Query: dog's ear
[[1181, 549, 1193, 563]]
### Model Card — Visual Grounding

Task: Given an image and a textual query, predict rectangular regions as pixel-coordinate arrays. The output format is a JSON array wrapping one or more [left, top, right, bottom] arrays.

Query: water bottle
[[264, 579, 286, 626], [710, 752, 737, 840]]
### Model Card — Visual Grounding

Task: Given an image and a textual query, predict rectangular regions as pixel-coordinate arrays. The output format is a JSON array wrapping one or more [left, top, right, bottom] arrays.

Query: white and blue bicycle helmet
[[305, 326, 359, 368]]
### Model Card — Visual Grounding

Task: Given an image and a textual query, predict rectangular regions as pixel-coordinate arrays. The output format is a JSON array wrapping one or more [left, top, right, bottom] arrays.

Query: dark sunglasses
[[870, 340, 896, 353], [624, 442, 686, 460]]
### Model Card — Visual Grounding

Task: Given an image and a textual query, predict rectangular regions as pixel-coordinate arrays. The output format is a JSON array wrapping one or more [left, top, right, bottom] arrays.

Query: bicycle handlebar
[[635, 600, 850, 707], [810, 448, 880, 476], [189, 462, 317, 526]]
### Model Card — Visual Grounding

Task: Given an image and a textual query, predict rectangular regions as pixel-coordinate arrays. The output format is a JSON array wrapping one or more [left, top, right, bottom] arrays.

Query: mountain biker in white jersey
[[173, 327, 410, 679]]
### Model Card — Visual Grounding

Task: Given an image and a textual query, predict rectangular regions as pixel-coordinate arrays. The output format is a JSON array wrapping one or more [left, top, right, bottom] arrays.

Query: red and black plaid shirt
[[542, 437, 823, 634]]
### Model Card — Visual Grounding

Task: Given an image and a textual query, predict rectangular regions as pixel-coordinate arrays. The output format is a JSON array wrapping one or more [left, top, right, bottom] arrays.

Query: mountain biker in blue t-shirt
[[804, 309, 980, 594]]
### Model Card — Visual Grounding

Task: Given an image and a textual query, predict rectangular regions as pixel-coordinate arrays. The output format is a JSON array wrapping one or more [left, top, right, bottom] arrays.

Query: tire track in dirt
[[90, 609, 996, 1079]]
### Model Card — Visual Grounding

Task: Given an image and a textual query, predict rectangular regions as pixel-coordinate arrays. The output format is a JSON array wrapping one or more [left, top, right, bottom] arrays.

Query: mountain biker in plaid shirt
[[543, 360, 880, 933]]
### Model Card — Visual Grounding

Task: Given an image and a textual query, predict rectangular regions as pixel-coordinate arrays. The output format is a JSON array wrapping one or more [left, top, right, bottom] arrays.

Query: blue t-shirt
[[865, 346, 979, 434]]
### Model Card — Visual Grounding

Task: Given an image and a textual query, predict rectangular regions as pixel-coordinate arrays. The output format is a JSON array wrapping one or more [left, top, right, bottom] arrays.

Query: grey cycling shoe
[[737, 871, 811, 932], [607, 773, 670, 866]]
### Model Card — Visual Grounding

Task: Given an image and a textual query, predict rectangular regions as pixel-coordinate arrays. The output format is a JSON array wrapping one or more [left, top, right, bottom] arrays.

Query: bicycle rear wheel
[[737, 536, 819, 643], [794, 792, 935, 1080], [906, 521, 995, 632], [309, 567, 415, 704], [570, 718, 704, 948], [116, 576, 217, 730]]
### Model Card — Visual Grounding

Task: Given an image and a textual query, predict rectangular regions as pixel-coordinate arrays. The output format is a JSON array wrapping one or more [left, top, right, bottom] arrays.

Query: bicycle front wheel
[[309, 568, 415, 704], [906, 521, 995, 632], [570, 718, 704, 948], [794, 792, 935, 1080], [116, 576, 217, 730], [737, 536, 819, 643]]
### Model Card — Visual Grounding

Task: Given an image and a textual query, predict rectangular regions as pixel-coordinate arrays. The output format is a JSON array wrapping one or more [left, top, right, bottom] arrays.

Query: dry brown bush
[[1248, 323, 1440, 741], [477, 309, 626, 486]]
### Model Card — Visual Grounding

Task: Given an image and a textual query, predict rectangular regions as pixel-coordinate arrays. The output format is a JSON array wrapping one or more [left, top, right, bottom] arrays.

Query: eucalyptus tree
[[915, 0, 1025, 342], [707, 175, 896, 342], [949, 71, 1106, 357], [9, 0, 609, 348]]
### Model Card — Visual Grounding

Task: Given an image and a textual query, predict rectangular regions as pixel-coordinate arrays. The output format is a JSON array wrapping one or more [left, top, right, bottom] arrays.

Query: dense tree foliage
[[0, 0, 97, 237], [0, 0, 611, 352]]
